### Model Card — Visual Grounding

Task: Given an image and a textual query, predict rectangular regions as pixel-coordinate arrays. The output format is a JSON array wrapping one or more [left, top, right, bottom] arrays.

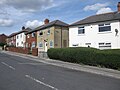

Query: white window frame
[[78, 26, 85, 34], [99, 42, 111, 49], [32, 32, 35, 37], [39, 31, 43, 36], [39, 42, 43, 48], [49, 40, 53, 47], [72, 44, 79, 47], [27, 34, 30, 38], [32, 41, 35, 48], [98, 23, 111, 32], [47, 29, 50, 35]]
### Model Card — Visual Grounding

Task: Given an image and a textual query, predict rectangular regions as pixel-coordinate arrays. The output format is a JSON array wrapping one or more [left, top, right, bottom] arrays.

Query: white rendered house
[[69, 3, 120, 49], [16, 27, 31, 47]]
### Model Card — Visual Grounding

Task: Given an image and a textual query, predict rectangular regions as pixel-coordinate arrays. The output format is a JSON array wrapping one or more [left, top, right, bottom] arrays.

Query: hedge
[[47, 47, 120, 70]]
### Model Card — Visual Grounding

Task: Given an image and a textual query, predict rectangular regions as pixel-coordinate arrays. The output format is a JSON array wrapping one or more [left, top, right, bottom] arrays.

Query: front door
[[45, 42, 48, 52]]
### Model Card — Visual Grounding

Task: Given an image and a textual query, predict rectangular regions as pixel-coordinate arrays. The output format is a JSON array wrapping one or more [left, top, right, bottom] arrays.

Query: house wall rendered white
[[16, 32, 26, 47], [69, 20, 120, 49]]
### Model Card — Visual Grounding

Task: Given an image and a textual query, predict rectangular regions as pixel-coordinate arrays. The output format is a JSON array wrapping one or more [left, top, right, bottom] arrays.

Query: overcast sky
[[0, 0, 119, 35]]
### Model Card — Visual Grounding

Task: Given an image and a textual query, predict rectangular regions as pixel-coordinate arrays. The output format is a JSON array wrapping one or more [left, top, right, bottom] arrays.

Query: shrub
[[47, 47, 120, 70]]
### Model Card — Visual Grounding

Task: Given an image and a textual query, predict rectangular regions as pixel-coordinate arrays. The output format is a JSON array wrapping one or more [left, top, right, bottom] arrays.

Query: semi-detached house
[[7, 33, 17, 47], [69, 2, 120, 49], [35, 19, 69, 52], [16, 27, 31, 47]]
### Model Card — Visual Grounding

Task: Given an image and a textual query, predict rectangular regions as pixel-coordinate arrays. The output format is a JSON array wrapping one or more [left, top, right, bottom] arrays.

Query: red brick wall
[[26, 32, 37, 48], [7, 47, 30, 54]]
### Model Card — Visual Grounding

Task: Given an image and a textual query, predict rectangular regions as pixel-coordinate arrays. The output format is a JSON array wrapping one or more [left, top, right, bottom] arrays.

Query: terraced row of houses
[[6, 2, 120, 54], [6, 19, 69, 53]]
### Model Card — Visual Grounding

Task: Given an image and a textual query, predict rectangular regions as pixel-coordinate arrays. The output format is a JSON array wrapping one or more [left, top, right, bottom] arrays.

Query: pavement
[[2, 50, 120, 80]]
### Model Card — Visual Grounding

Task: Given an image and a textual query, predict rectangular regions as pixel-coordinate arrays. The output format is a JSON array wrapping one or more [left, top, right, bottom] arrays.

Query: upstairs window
[[17, 35, 19, 39], [39, 31, 43, 36], [27, 34, 30, 38], [99, 23, 111, 32], [21, 34, 22, 38], [78, 26, 85, 34], [32, 32, 35, 37], [47, 29, 50, 35]]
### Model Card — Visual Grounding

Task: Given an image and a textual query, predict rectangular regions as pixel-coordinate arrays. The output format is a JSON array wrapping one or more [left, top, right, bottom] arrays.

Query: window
[[39, 42, 43, 48], [99, 42, 111, 49], [72, 44, 79, 47], [50, 41, 53, 47], [32, 32, 35, 37], [21, 41, 23, 44], [39, 31, 43, 36], [47, 29, 50, 34], [85, 43, 91, 45], [14, 36, 16, 39], [26, 43, 28, 48], [99, 23, 111, 32], [85, 43, 91, 47], [78, 26, 85, 34], [27, 34, 30, 38], [17, 35, 19, 39], [32, 42, 35, 48], [17, 42, 19, 46]]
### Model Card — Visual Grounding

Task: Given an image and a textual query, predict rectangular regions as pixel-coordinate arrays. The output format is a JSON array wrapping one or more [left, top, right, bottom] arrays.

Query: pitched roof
[[70, 12, 120, 26], [8, 28, 32, 37], [25, 20, 68, 34], [35, 20, 68, 30]]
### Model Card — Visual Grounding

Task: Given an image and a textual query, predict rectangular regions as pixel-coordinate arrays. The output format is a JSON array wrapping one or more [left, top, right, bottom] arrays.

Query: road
[[0, 52, 120, 90]]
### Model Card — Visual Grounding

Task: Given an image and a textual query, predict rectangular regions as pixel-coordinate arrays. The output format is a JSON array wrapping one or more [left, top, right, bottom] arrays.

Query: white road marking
[[25, 75, 58, 90], [19, 63, 47, 65], [1, 62, 15, 70]]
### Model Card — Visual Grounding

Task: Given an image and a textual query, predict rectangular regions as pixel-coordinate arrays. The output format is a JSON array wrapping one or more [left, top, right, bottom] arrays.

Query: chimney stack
[[117, 2, 120, 12], [44, 19, 49, 24], [22, 26, 25, 30]]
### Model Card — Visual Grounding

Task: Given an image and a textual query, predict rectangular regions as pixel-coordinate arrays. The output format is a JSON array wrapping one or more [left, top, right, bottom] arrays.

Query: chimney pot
[[117, 2, 120, 12], [44, 19, 49, 24], [22, 26, 25, 30]]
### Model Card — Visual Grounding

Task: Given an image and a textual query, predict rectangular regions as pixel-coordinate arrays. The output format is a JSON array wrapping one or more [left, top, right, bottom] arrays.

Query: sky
[[0, 0, 119, 35]]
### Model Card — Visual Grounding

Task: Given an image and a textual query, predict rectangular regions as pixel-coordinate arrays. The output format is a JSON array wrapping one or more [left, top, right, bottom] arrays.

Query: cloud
[[96, 7, 113, 14], [0, 18, 14, 27], [84, 3, 109, 11], [25, 20, 43, 29], [0, 0, 55, 13], [84, 3, 113, 14]]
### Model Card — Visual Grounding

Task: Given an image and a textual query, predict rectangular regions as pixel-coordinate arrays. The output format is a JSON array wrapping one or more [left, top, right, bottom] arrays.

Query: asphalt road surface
[[0, 52, 120, 90]]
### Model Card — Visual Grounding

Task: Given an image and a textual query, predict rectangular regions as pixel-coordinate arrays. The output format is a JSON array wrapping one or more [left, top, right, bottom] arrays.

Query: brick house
[[25, 29, 37, 49], [6, 33, 16, 46], [0, 34, 7, 44]]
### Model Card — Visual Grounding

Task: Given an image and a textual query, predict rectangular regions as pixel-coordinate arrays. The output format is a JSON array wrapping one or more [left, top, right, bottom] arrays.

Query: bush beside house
[[47, 47, 120, 70]]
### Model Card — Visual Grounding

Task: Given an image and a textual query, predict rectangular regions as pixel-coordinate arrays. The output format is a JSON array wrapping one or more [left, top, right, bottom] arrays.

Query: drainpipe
[[119, 20, 120, 48], [61, 26, 62, 48]]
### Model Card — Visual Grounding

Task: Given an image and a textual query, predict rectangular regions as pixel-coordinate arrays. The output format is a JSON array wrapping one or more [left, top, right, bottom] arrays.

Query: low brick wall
[[7, 47, 30, 54], [32, 48, 38, 56]]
